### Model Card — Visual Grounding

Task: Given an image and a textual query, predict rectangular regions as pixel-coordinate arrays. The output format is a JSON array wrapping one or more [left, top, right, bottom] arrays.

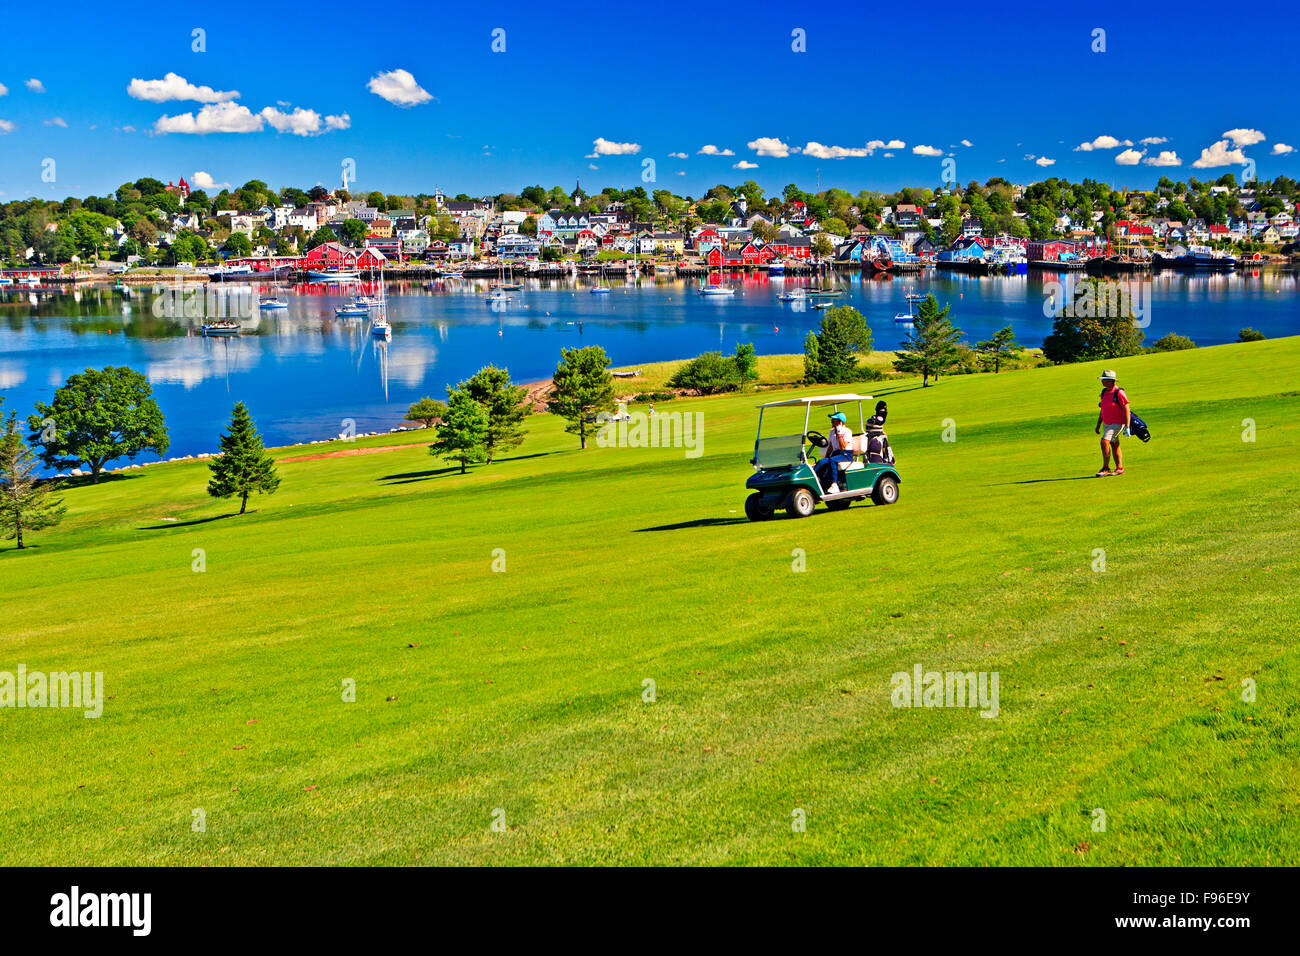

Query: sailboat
[[371, 268, 391, 338], [259, 285, 288, 310], [698, 254, 734, 296]]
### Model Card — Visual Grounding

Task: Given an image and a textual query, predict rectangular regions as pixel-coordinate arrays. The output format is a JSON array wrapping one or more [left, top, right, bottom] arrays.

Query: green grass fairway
[[3, 338, 1298, 865]]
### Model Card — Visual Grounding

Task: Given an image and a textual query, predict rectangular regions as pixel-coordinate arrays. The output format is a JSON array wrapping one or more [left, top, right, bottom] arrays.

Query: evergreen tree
[[207, 402, 281, 514], [0, 409, 66, 550], [733, 342, 757, 390], [802, 330, 821, 384], [976, 325, 1022, 373], [547, 346, 615, 449], [460, 365, 529, 463], [429, 389, 489, 473], [893, 295, 964, 386], [810, 306, 873, 383]]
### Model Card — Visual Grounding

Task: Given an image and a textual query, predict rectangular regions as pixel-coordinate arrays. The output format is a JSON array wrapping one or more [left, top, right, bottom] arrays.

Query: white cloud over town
[[803, 142, 869, 159], [912, 145, 943, 157], [1143, 151, 1182, 166], [127, 73, 239, 104], [697, 145, 734, 156], [1271, 143, 1295, 155], [261, 107, 350, 137], [366, 69, 433, 106], [0, 120, 15, 134], [190, 171, 228, 190], [26, 78, 45, 93], [0, 83, 8, 97], [1191, 139, 1247, 168], [1222, 128, 1265, 148], [733, 160, 758, 169], [1139, 136, 1168, 146], [1035, 156, 1055, 166], [1115, 148, 1144, 165], [43, 117, 68, 128], [1074, 135, 1132, 151], [589, 137, 640, 156], [668, 151, 687, 159], [748, 137, 795, 157], [154, 102, 264, 135]]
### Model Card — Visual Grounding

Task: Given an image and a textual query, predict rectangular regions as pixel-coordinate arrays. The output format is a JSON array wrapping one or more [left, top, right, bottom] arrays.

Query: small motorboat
[[336, 299, 370, 317], [371, 318, 391, 338], [259, 297, 288, 310], [590, 286, 611, 295], [201, 321, 240, 335], [484, 290, 513, 303], [893, 313, 915, 323], [812, 301, 835, 310], [698, 285, 735, 296], [777, 289, 806, 301]]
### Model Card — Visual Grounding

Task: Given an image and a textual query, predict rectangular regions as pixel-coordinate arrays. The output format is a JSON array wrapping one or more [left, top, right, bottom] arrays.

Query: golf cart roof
[[756, 394, 874, 409]]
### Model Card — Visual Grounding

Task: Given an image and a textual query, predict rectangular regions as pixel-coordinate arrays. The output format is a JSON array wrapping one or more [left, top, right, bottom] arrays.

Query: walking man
[[1094, 370, 1132, 476]]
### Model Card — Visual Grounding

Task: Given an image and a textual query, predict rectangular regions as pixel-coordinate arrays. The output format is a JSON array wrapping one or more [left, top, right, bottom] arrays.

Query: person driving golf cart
[[814, 412, 855, 492]]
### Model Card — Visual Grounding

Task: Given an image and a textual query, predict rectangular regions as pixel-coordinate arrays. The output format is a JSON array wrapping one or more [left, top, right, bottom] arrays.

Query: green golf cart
[[744, 393, 901, 520]]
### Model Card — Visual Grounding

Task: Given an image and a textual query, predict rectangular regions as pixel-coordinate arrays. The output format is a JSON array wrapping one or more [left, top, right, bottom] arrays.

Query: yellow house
[[369, 217, 394, 238], [653, 232, 685, 255]]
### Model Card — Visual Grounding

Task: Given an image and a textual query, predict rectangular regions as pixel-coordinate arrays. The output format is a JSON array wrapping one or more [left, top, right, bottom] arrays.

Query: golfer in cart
[[815, 412, 855, 492]]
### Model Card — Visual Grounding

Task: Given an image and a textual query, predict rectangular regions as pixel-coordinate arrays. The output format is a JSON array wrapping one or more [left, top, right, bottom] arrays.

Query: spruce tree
[[893, 294, 964, 386], [207, 402, 281, 514], [547, 346, 615, 449], [429, 388, 489, 473], [976, 325, 1022, 373], [0, 410, 66, 550], [460, 365, 529, 463]]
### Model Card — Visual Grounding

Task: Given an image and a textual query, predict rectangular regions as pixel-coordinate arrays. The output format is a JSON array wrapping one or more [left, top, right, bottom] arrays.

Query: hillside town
[[1, 172, 1298, 283]]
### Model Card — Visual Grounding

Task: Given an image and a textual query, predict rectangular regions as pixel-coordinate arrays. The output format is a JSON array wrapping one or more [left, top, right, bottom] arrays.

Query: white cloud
[[883, 152, 894, 158], [912, 144, 943, 157], [154, 102, 264, 135], [675, 170, 685, 176], [668, 151, 687, 159], [1143, 151, 1182, 167], [1035, 157, 1056, 167], [960, 139, 973, 147], [0, 120, 17, 134], [1191, 139, 1247, 168], [1222, 128, 1265, 148], [120, 125, 136, 133], [697, 144, 734, 156], [190, 171, 228, 190], [748, 136, 793, 157], [885, 139, 905, 149], [1115, 148, 1144, 165], [366, 69, 433, 106], [1271, 143, 1295, 155], [1139, 136, 1168, 146], [733, 160, 758, 169], [127, 72, 239, 104], [803, 141, 869, 159], [587, 163, 598, 170], [590, 137, 640, 156], [260, 106, 350, 136], [1074, 135, 1132, 151], [26, 78, 45, 93], [0, 83, 7, 97], [43, 117, 67, 127]]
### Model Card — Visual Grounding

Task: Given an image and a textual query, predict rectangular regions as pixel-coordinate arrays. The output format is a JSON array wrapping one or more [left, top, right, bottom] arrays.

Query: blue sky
[[0, 0, 1295, 201]]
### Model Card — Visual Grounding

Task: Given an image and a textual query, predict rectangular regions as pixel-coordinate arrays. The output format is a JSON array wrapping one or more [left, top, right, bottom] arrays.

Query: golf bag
[[1105, 388, 1150, 443]]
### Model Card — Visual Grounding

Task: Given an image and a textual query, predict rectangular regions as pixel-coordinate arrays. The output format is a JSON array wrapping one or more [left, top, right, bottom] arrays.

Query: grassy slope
[[2, 338, 1298, 865]]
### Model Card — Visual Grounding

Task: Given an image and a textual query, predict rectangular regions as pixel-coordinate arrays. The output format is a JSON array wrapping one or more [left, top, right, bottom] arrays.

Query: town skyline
[[0, 0, 1296, 200]]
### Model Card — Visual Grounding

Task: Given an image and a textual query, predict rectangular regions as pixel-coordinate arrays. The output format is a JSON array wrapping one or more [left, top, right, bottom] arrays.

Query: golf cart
[[744, 394, 901, 520]]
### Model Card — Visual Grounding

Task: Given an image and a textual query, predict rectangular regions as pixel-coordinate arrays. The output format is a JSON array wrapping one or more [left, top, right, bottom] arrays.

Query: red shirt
[[1099, 386, 1130, 426]]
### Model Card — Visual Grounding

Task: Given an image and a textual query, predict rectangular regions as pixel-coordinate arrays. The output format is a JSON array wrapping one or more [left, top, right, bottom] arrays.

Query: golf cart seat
[[841, 460, 864, 472]]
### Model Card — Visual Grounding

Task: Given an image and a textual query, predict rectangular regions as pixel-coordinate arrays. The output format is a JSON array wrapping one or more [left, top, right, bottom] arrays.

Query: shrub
[[667, 352, 741, 395], [1238, 327, 1266, 342], [1151, 333, 1196, 351]]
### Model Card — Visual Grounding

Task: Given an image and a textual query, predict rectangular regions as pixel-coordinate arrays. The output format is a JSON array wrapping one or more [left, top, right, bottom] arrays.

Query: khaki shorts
[[1101, 423, 1126, 442]]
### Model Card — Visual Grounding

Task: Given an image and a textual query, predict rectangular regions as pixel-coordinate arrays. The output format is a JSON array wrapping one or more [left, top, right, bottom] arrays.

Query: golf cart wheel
[[744, 493, 775, 521], [872, 476, 900, 506], [785, 487, 816, 518], [825, 498, 852, 511]]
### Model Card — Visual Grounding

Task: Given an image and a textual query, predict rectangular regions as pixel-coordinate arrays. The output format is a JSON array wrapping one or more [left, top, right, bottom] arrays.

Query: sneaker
[[1095, 469, 1112, 477], [827, 483, 840, 494], [1113, 467, 1125, 476]]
